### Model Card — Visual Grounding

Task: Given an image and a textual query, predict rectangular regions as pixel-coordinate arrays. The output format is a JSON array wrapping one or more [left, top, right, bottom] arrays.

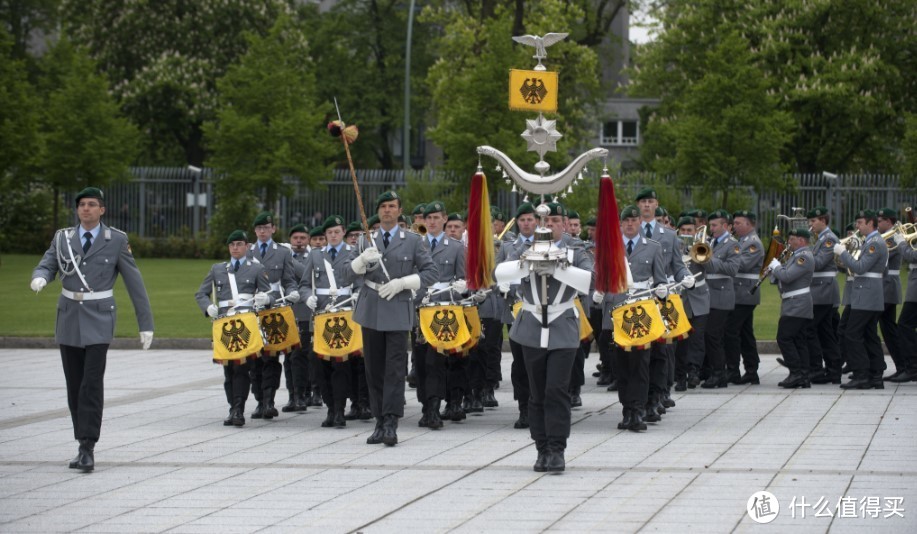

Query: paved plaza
[[0, 348, 915, 533]]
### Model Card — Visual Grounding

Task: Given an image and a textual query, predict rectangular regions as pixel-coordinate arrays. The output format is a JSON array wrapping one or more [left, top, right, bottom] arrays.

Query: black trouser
[[899, 302, 917, 372], [521, 345, 576, 446], [283, 322, 310, 395], [598, 329, 615, 381], [447, 354, 469, 398], [317, 358, 351, 409], [590, 308, 614, 380], [807, 305, 840, 375], [250, 355, 282, 399], [348, 357, 369, 405], [648, 344, 667, 398], [571, 345, 586, 390], [704, 308, 730, 377], [878, 303, 902, 371], [837, 306, 850, 367], [416, 344, 447, 403], [725, 304, 760, 372], [60, 344, 108, 442], [361, 327, 408, 418], [845, 309, 885, 379], [509, 339, 530, 406], [777, 316, 811, 373], [675, 314, 708, 379], [612, 346, 650, 411], [469, 318, 502, 390], [223, 361, 252, 405]]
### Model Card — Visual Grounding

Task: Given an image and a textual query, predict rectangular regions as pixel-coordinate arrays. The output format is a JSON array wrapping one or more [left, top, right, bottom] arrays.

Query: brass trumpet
[[679, 225, 712, 265], [835, 231, 862, 268], [897, 222, 917, 250], [411, 222, 427, 237]]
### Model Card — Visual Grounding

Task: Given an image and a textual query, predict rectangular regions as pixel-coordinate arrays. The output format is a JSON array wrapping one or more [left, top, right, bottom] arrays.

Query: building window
[[601, 120, 639, 146]]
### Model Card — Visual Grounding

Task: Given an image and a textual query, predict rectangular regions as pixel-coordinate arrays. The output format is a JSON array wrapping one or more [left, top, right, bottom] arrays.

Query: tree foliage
[[0, 27, 40, 177]]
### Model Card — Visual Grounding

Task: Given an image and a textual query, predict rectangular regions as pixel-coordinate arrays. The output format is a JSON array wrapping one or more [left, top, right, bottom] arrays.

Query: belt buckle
[[73, 291, 84, 302]]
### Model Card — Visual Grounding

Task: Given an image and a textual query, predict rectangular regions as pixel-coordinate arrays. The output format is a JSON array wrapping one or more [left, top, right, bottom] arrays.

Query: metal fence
[[67, 169, 912, 238]]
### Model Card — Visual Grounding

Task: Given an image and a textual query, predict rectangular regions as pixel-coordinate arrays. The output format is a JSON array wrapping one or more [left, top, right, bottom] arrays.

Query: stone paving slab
[[0, 349, 915, 533]]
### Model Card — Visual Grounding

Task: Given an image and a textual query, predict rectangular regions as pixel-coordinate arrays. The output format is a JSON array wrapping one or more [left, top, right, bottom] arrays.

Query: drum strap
[[528, 272, 569, 346], [227, 269, 240, 302], [323, 258, 339, 294]]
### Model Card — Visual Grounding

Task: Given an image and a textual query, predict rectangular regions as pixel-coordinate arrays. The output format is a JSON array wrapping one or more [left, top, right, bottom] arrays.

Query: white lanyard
[[64, 230, 92, 292]]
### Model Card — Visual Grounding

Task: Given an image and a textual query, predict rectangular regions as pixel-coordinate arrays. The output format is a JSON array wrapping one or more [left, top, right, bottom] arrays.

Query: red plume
[[465, 171, 495, 290], [594, 173, 627, 293]]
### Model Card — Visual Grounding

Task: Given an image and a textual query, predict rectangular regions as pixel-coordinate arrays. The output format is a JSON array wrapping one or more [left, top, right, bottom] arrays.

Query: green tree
[[0, 27, 40, 177], [204, 15, 335, 240], [0, 0, 57, 61], [901, 114, 917, 190]]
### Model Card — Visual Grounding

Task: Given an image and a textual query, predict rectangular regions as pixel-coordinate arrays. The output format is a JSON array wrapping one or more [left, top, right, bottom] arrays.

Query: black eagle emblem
[[622, 305, 653, 339], [261, 312, 289, 345], [660, 299, 680, 329], [323, 317, 353, 349], [430, 309, 460, 341], [520, 78, 548, 105], [221, 319, 252, 352]]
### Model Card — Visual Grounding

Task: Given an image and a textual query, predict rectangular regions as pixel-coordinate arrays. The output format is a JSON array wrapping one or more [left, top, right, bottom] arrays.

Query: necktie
[[627, 239, 634, 256], [260, 242, 267, 258], [330, 247, 337, 261], [431, 237, 438, 251], [82, 232, 92, 254], [712, 238, 719, 248], [233, 260, 240, 272], [383, 231, 391, 248], [645, 224, 653, 238]]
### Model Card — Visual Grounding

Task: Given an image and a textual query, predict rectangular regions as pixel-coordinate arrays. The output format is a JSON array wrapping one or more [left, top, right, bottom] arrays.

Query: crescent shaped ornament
[[476, 145, 607, 195]]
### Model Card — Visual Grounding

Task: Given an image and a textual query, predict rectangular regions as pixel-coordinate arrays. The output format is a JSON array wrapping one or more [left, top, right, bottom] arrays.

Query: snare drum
[[212, 311, 264, 365], [257, 304, 301, 356], [456, 304, 482, 356], [611, 297, 666, 351], [574, 297, 593, 343], [313, 308, 363, 362], [418, 303, 471, 354], [658, 293, 691, 343]]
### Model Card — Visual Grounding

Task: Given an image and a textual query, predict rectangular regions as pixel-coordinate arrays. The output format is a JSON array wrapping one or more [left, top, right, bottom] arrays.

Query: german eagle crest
[[622, 305, 653, 339], [221, 319, 252, 352], [430, 309, 460, 341]]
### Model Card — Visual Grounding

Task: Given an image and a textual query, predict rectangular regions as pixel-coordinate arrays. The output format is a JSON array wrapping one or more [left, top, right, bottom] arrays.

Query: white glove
[[452, 279, 468, 294], [833, 244, 845, 256], [286, 290, 300, 303], [207, 304, 219, 318], [592, 291, 605, 305], [654, 285, 668, 299], [351, 247, 382, 274], [768, 258, 781, 271], [470, 291, 488, 304], [532, 261, 555, 277], [140, 331, 153, 350], [682, 275, 695, 289], [306, 295, 318, 310], [498, 282, 511, 295], [254, 292, 270, 307], [30, 277, 47, 293], [378, 274, 421, 300]]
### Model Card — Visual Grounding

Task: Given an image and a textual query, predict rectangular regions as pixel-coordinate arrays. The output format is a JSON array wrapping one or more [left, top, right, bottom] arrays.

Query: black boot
[[644, 402, 661, 423], [462, 393, 472, 412], [597, 370, 613, 386], [726, 368, 743, 384], [545, 441, 566, 472], [779, 372, 810, 389], [281, 391, 297, 412], [440, 398, 455, 420], [309, 386, 323, 407], [469, 390, 484, 413], [687, 371, 701, 389], [358, 402, 373, 420], [449, 390, 466, 421], [223, 407, 234, 426], [482, 387, 498, 408], [840, 375, 872, 389], [570, 386, 582, 408], [418, 404, 430, 428], [617, 408, 632, 430], [427, 398, 444, 430], [628, 409, 647, 432], [68, 447, 81, 469], [534, 440, 548, 472], [606, 380, 618, 392], [77, 439, 95, 472], [345, 402, 361, 420], [675, 378, 687, 392], [701, 371, 726, 389], [382, 414, 398, 446], [811, 370, 842, 385], [263, 388, 279, 419], [251, 399, 265, 419], [321, 405, 335, 428], [231, 397, 245, 426], [407, 365, 417, 388], [514, 403, 529, 429], [333, 404, 346, 428], [367, 417, 384, 444]]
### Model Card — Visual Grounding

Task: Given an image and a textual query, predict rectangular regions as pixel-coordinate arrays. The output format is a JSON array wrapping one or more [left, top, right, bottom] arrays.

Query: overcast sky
[[630, 5, 658, 44]]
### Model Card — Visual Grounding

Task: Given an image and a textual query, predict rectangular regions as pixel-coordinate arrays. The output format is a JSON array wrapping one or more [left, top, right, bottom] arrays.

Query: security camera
[[188, 165, 202, 173], [822, 171, 837, 180]]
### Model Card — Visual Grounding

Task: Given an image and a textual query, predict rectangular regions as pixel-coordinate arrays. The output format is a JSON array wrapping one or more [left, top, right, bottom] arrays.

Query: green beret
[[845, 222, 856, 232], [345, 221, 362, 235], [322, 215, 345, 231], [367, 214, 380, 226], [424, 200, 447, 216], [252, 211, 274, 227], [620, 205, 640, 220], [877, 208, 897, 220], [544, 203, 565, 217], [566, 209, 580, 220], [515, 202, 535, 218], [447, 212, 464, 222], [635, 188, 657, 202], [412, 203, 426, 216], [688, 209, 708, 219], [226, 229, 248, 244], [654, 206, 668, 217], [787, 227, 811, 238], [289, 224, 308, 236], [491, 207, 506, 222], [676, 216, 694, 228], [585, 217, 597, 227], [399, 214, 411, 224], [75, 187, 104, 205], [732, 210, 756, 223], [855, 209, 877, 219], [708, 209, 731, 222], [806, 206, 829, 218], [375, 190, 400, 211], [309, 226, 324, 237]]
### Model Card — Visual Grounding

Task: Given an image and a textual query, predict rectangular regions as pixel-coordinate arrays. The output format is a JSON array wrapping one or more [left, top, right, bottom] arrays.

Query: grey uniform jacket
[[811, 229, 841, 307], [33, 224, 154, 347], [771, 248, 815, 319], [415, 234, 465, 305], [837, 233, 888, 312], [705, 234, 741, 311], [289, 250, 309, 321], [648, 221, 690, 282], [601, 237, 667, 331], [298, 244, 359, 332], [195, 260, 272, 316], [682, 259, 710, 318], [733, 232, 765, 306], [246, 241, 299, 300], [497, 234, 533, 324], [883, 243, 902, 305], [902, 245, 917, 303], [339, 228, 437, 331]]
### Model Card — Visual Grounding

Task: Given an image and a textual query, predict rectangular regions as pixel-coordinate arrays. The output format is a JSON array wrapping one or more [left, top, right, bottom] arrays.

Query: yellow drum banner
[[258, 305, 301, 355], [419, 305, 471, 353], [574, 298, 593, 342], [458, 305, 482, 354], [611, 298, 666, 351], [512, 300, 522, 319], [213, 312, 264, 363], [659, 294, 692, 343], [509, 69, 558, 112], [313, 309, 363, 361]]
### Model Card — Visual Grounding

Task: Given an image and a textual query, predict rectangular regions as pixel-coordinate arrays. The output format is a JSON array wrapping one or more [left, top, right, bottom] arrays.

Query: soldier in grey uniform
[[702, 209, 742, 388], [806, 207, 842, 384], [673, 217, 710, 390], [725, 210, 765, 384], [342, 221, 372, 417], [245, 211, 302, 420], [895, 237, 917, 382], [195, 230, 273, 426], [339, 191, 437, 446], [834, 209, 889, 389], [31, 187, 154, 472], [300, 215, 359, 428], [282, 224, 311, 412], [770, 228, 816, 388], [495, 202, 593, 472], [877, 208, 903, 380]]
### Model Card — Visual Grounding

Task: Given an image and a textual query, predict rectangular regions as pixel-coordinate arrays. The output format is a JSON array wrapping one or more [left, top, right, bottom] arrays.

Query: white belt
[[813, 272, 837, 278], [735, 273, 759, 280], [364, 280, 382, 291], [911, 263, 917, 269], [666, 276, 675, 283], [888, 270, 900, 276], [782, 288, 810, 299], [631, 280, 651, 290], [854, 273, 883, 279], [693, 279, 706, 288], [520, 300, 575, 317], [218, 293, 253, 307], [706, 274, 730, 280], [62, 289, 113, 301], [315, 288, 351, 296], [430, 282, 450, 290]]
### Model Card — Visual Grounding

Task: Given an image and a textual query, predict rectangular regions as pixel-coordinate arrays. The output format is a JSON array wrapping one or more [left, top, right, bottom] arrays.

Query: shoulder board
[[279, 242, 292, 250], [107, 226, 127, 236], [249, 243, 256, 250], [345, 244, 353, 251], [251, 258, 261, 264], [400, 230, 406, 239], [272, 243, 278, 250]]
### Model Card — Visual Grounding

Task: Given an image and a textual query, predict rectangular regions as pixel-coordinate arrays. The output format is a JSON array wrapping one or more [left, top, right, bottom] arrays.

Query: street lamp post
[[403, 0, 416, 177]]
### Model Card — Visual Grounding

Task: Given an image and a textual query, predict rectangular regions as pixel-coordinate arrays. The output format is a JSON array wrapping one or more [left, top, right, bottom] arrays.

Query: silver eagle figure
[[512, 33, 568, 70]]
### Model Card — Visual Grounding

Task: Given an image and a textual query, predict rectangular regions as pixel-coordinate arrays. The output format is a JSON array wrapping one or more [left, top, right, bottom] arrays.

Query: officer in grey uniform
[[895, 237, 917, 382], [806, 207, 842, 384], [835, 209, 889, 389], [702, 209, 742, 388], [770, 228, 816, 388], [673, 217, 710, 390], [283, 224, 311, 412], [195, 230, 273, 426], [339, 191, 437, 446], [877, 208, 903, 380], [300, 215, 359, 428], [495, 202, 593, 472], [31, 187, 154, 472], [725, 210, 765, 384]]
